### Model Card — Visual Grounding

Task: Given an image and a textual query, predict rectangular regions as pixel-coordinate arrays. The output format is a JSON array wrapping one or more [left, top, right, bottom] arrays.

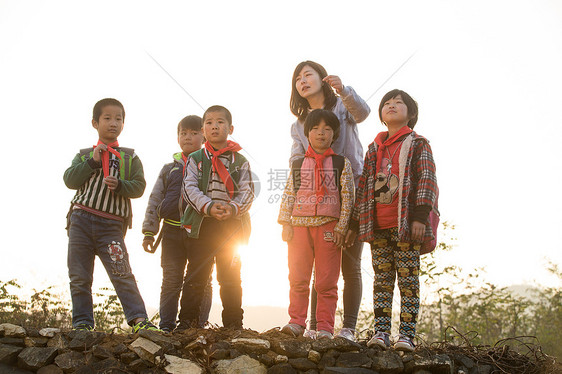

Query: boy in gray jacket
[[142, 115, 211, 332]]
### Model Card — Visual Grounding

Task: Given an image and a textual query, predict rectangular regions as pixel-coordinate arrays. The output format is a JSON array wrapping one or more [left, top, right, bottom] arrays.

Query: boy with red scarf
[[180, 105, 254, 329], [278, 109, 354, 339], [349, 89, 438, 352], [64, 98, 158, 332]]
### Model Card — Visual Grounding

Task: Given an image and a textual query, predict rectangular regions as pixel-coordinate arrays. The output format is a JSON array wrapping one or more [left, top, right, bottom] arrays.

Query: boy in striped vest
[[64, 98, 158, 332], [179, 105, 254, 330]]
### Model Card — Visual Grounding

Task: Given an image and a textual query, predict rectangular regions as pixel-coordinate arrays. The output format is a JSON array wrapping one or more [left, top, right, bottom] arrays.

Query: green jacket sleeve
[[63, 153, 100, 190], [116, 155, 146, 199]]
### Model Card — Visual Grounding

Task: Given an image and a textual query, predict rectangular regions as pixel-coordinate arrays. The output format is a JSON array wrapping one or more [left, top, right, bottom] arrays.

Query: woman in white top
[[288, 60, 370, 341]]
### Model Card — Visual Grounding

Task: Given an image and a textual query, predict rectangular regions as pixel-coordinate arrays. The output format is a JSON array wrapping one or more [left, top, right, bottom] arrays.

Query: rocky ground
[[0, 323, 558, 374]]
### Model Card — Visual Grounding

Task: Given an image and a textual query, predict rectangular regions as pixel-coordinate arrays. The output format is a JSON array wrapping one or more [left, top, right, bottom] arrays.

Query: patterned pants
[[371, 228, 420, 338]]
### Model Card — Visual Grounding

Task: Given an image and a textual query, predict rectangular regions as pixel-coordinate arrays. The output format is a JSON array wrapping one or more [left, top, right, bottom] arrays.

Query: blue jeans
[[67, 209, 148, 327], [159, 224, 213, 331]]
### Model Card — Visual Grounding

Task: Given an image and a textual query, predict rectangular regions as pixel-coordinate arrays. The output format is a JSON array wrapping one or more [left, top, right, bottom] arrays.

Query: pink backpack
[[420, 191, 440, 255]]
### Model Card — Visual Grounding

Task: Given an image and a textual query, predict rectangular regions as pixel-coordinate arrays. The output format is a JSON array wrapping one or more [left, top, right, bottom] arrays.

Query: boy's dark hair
[[290, 61, 337, 122], [203, 105, 232, 125], [178, 115, 203, 134], [379, 89, 418, 129], [92, 98, 125, 122], [303, 109, 340, 144]]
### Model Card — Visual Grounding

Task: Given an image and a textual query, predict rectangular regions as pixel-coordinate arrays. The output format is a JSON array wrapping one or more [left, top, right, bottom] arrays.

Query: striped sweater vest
[[70, 147, 134, 220]]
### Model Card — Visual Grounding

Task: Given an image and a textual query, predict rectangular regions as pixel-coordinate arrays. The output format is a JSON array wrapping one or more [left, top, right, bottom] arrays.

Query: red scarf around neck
[[374, 126, 412, 172], [204, 140, 242, 198], [181, 153, 189, 175], [304, 145, 336, 196], [94, 140, 121, 178]]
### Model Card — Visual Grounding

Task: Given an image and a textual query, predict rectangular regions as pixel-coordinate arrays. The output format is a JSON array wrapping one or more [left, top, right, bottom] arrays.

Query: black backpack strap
[[291, 158, 305, 193], [331, 154, 345, 194]]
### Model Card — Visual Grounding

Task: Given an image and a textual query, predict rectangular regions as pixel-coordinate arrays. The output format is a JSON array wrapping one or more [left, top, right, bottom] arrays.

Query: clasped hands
[[210, 202, 234, 221]]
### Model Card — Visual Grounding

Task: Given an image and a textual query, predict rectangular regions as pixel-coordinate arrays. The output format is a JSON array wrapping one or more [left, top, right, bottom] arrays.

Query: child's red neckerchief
[[374, 126, 412, 172], [304, 145, 336, 197], [94, 140, 121, 178], [181, 153, 188, 175], [204, 140, 242, 198]]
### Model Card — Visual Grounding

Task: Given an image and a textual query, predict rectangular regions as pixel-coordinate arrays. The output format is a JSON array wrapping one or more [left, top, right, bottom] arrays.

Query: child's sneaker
[[73, 323, 94, 332], [132, 319, 160, 333], [394, 334, 415, 352], [335, 327, 356, 342], [367, 331, 391, 349], [317, 330, 333, 339], [280, 323, 305, 337], [303, 329, 317, 340]]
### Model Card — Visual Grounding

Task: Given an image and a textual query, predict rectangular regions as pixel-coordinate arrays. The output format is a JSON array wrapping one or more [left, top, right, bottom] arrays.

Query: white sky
[[1, 0, 562, 326]]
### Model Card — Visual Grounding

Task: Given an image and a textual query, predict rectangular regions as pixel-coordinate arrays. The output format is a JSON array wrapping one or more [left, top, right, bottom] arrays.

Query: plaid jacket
[[351, 131, 438, 243]]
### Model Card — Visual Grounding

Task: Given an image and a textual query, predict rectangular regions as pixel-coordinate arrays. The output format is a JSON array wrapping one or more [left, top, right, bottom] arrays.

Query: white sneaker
[[317, 330, 333, 339], [394, 334, 415, 352], [335, 327, 356, 342], [367, 331, 391, 349], [303, 329, 317, 340]]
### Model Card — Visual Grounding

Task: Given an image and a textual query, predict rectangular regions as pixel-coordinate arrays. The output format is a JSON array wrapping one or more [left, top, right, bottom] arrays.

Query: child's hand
[[344, 229, 357, 248], [210, 203, 233, 220], [221, 204, 234, 220], [282, 225, 293, 242], [334, 231, 344, 248], [323, 75, 344, 95], [411, 221, 426, 243], [104, 176, 119, 190], [210, 203, 226, 220], [142, 237, 156, 253], [93, 143, 107, 162]]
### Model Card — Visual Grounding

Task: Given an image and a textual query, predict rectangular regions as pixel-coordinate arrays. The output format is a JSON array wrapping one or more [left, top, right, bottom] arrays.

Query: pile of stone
[[0, 322, 513, 373]]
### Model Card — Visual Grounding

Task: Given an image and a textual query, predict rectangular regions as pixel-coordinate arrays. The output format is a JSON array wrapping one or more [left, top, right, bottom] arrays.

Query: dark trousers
[[159, 224, 212, 331], [178, 218, 243, 328]]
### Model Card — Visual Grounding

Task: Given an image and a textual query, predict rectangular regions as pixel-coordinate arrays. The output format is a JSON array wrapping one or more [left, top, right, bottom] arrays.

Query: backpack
[[420, 191, 440, 255]]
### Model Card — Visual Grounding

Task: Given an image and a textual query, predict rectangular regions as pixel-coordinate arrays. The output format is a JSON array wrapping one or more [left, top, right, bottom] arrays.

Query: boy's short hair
[[203, 105, 232, 125], [178, 115, 203, 134], [303, 109, 340, 144], [378, 89, 418, 129], [93, 98, 125, 122]]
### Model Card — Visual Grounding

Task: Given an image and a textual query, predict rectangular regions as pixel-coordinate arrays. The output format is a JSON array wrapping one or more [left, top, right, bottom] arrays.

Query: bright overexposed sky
[[1, 0, 562, 328]]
